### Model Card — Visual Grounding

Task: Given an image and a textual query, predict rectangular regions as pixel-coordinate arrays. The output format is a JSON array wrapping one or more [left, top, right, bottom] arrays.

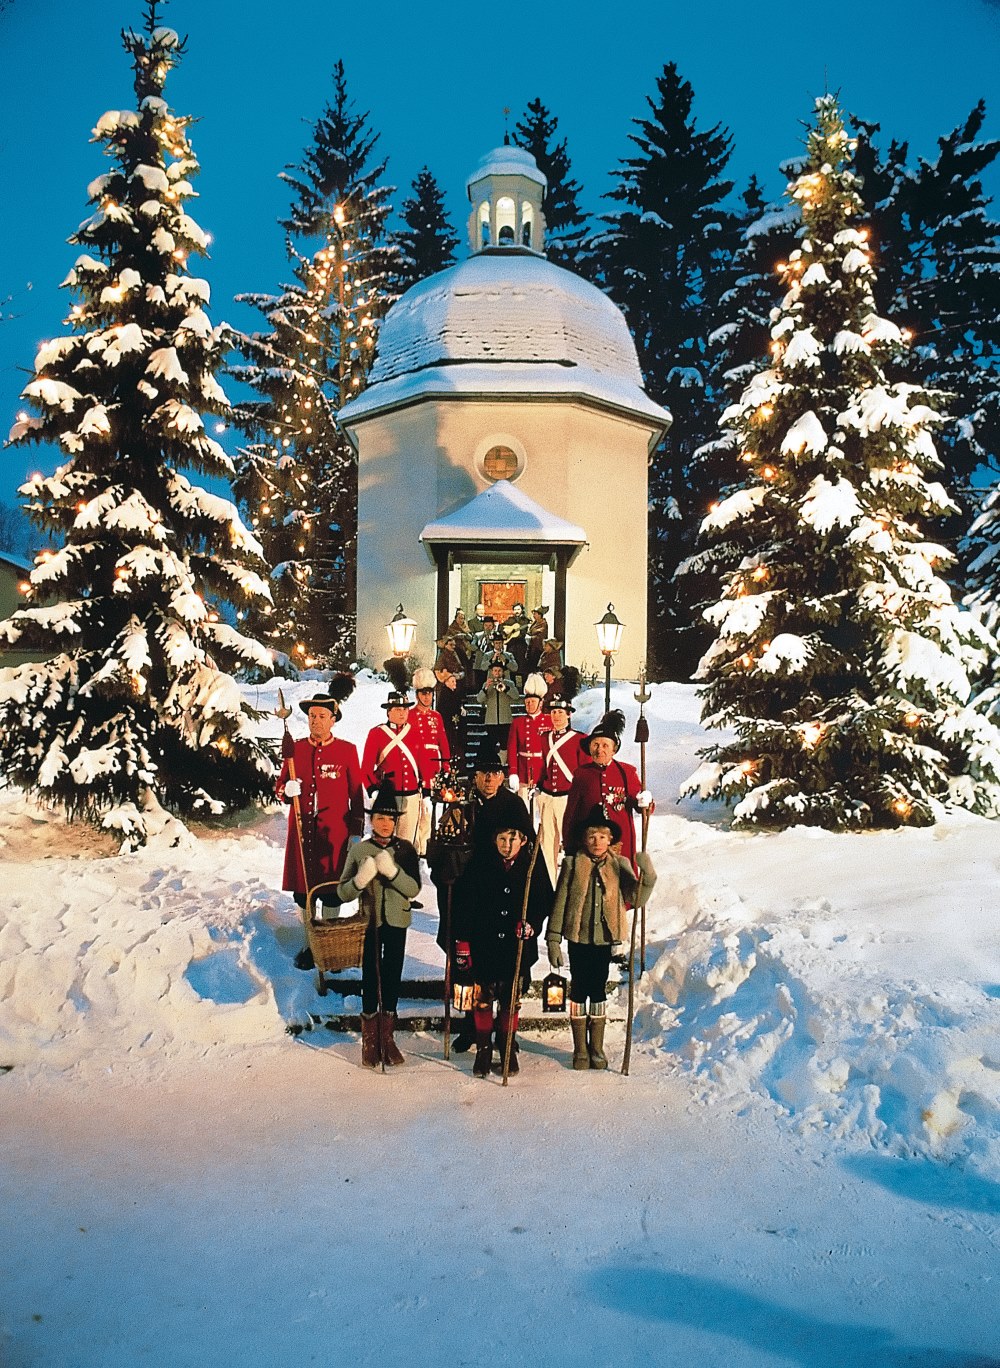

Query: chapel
[[337, 145, 670, 677]]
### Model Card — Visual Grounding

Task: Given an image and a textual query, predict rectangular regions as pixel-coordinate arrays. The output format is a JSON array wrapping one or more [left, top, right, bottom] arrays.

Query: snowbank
[[2, 673, 999, 1176]]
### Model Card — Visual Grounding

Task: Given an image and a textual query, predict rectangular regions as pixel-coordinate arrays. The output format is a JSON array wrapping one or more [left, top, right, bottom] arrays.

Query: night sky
[[1, 0, 998, 510]]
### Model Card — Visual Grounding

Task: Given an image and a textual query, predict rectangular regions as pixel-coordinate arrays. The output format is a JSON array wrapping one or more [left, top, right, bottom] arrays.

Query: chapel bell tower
[[466, 143, 547, 254]]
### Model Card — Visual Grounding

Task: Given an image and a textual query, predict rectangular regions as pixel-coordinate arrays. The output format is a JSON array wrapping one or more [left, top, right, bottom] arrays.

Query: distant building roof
[[0, 549, 32, 574], [420, 480, 587, 546]]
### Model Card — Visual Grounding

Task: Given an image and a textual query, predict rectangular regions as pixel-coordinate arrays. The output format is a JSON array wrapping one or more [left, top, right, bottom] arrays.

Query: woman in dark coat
[[452, 811, 553, 1077]]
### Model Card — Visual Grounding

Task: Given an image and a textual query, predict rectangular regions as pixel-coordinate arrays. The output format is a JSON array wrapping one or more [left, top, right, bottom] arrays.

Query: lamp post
[[595, 603, 625, 714], [385, 603, 417, 658]]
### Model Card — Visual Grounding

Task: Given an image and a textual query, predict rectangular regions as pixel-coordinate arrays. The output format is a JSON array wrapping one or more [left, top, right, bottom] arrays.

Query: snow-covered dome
[[465, 145, 547, 194], [369, 250, 645, 388]]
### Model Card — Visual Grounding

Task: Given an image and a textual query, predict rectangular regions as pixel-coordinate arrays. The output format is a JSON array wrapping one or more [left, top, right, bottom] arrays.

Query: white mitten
[[508, 773, 520, 792], [353, 856, 378, 890], [374, 847, 398, 880], [636, 789, 653, 809], [283, 778, 302, 799]]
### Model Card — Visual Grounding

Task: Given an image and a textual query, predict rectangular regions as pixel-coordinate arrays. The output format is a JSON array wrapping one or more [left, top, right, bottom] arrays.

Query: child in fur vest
[[546, 804, 655, 1070]]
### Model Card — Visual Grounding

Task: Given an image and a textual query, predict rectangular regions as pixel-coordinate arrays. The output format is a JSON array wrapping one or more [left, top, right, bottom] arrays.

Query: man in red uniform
[[507, 672, 550, 808], [277, 679, 364, 967], [535, 692, 586, 887], [409, 667, 451, 857], [362, 690, 432, 847], [563, 709, 653, 871]]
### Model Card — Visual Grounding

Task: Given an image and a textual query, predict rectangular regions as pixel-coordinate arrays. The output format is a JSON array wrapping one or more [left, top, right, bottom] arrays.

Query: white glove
[[547, 939, 564, 969], [353, 856, 378, 890], [508, 773, 520, 792], [374, 847, 398, 880], [283, 778, 302, 799], [636, 789, 653, 809]]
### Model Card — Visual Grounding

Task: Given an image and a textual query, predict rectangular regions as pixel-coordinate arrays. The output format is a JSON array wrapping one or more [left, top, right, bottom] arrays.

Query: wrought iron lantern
[[385, 603, 417, 658], [594, 603, 625, 713]]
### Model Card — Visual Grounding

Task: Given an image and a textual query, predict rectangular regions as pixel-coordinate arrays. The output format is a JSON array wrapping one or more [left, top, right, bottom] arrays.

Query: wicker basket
[[308, 910, 368, 973]]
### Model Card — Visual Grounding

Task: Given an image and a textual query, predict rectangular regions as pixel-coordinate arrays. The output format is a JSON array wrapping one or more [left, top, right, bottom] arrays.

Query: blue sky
[[1, 0, 998, 512]]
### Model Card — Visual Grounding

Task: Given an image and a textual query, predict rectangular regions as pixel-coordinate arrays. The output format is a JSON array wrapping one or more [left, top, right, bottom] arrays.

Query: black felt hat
[[381, 690, 412, 711], [369, 776, 402, 818], [471, 737, 505, 773], [546, 695, 575, 714], [574, 803, 622, 846]]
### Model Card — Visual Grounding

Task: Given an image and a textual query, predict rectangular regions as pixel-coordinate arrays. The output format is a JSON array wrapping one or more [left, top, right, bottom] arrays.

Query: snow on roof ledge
[[420, 481, 587, 545], [339, 363, 671, 433]]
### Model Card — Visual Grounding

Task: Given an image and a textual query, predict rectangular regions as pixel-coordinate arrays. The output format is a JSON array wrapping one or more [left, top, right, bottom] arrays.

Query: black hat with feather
[[584, 708, 626, 755], [298, 672, 356, 717]]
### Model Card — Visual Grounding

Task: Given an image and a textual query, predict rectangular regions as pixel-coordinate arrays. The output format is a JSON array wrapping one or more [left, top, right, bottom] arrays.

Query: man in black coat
[[453, 807, 553, 1077], [429, 739, 531, 1052]]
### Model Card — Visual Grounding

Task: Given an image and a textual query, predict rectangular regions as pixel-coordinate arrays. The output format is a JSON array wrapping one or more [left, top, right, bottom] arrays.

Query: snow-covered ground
[[2, 672, 999, 1366]]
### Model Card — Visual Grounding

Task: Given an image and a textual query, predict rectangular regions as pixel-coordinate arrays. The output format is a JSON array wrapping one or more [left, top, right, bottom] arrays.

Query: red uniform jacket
[[507, 711, 551, 785], [409, 705, 451, 783], [563, 758, 642, 866], [362, 720, 432, 796], [537, 726, 586, 797], [278, 736, 364, 895]]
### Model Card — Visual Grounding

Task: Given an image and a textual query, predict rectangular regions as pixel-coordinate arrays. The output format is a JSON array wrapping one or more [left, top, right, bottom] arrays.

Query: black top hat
[[297, 672, 356, 717], [584, 708, 626, 755], [574, 803, 622, 847], [381, 690, 412, 711], [369, 776, 402, 818], [471, 737, 505, 773]]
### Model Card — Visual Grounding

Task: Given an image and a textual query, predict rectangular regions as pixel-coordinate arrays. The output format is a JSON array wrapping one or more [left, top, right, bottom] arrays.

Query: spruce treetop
[[684, 95, 1000, 830]]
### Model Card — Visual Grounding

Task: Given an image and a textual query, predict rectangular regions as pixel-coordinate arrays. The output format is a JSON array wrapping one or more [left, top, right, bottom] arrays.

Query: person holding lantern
[[277, 675, 365, 969], [563, 709, 654, 871], [337, 778, 421, 1068], [452, 811, 553, 1077], [430, 738, 531, 1052], [547, 805, 656, 1070]]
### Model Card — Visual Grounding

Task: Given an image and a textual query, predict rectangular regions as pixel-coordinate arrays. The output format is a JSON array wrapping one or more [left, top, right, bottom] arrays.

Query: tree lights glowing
[[683, 95, 1000, 831]]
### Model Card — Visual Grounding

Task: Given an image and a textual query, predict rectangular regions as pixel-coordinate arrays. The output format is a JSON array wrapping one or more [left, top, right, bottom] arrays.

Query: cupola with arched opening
[[466, 144, 547, 254]]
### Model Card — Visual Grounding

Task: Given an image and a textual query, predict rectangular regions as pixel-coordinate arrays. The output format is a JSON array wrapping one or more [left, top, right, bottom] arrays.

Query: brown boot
[[588, 1003, 608, 1070], [361, 1012, 380, 1068], [379, 1013, 405, 1067], [473, 1029, 493, 1078], [570, 1005, 590, 1070]]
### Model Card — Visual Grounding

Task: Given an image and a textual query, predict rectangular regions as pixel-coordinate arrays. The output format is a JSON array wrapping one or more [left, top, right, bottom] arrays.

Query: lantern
[[452, 982, 475, 1013], [385, 603, 416, 658], [542, 971, 568, 1013], [595, 603, 625, 713]]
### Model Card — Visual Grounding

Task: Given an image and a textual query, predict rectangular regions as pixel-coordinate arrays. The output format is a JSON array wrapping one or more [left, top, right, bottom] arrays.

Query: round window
[[482, 445, 519, 482]]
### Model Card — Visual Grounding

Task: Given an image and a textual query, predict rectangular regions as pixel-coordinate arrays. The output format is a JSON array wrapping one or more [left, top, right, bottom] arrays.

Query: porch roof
[[419, 480, 587, 547]]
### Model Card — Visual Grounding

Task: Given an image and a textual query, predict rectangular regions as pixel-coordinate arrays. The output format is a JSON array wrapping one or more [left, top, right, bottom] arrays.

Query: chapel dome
[[368, 249, 646, 390]]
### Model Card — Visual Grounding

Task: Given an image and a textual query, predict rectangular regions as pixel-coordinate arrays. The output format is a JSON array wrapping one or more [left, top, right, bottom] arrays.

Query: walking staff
[[275, 688, 310, 914], [501, 834, 543, 1086], [623, 669, 653, 1075]]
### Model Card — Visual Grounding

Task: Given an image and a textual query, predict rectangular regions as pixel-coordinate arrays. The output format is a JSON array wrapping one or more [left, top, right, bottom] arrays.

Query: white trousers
[[535, 791, 567, 889]]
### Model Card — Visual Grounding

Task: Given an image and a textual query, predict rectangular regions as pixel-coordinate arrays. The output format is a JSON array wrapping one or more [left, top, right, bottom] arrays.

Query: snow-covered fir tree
[[232, 60, 398, 664], [683, 95, 1000, 830], [0, 5, 275, 845], [587, 63, 739, 677], [390, 167, 458, 296], [512, 100, 588, 269]]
